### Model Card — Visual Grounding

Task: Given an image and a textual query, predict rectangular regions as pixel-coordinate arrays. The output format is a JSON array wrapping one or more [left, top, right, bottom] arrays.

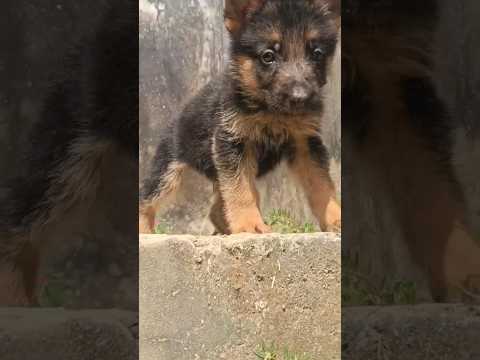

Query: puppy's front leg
[[213, 132, 271, 234], [289, 136, 341, 232]]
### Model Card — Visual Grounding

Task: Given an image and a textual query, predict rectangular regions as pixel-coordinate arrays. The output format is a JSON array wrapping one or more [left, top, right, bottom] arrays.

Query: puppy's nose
[[289, 84, 311, 103], [291, 86, 309, 100]]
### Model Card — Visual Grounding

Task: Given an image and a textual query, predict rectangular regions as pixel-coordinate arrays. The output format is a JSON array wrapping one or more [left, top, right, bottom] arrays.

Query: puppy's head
[[226, 0, 339, 114]]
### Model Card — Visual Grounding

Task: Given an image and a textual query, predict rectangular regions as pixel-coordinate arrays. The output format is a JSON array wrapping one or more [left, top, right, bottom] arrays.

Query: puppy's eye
[[260, 49, 276, 65], [312, 48, 325, 61]]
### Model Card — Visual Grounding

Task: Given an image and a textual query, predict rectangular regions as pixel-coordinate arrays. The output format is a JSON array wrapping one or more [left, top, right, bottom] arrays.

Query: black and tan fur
[[0, 0, 137, 305], [342, 0, 479, 301], [139, 0, 341, 235]]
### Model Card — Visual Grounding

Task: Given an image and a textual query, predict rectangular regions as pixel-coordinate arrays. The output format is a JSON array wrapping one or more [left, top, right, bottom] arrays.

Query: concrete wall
[[140, 233, 341, 359]]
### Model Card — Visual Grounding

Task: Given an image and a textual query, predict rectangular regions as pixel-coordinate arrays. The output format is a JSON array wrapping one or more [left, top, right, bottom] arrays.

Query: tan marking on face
[[288, 136, 340, 231], [224, 18, 240, 34], [267, 31, 281, 43], [235, 55, 261, 99], [305, 28, 321, 42]]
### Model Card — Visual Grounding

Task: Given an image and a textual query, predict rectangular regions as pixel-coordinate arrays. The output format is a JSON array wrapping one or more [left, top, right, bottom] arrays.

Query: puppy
[[139, 0, 341, 235]]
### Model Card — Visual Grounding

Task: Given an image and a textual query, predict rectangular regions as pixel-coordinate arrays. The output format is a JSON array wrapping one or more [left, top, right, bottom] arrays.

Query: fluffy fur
[[0, 0, 138, 305], [139, 0, 341, 235], [342, 0, 479, 301]]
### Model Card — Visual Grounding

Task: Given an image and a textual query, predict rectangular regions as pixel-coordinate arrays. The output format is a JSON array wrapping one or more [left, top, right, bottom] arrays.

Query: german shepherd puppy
[[0, 0, 137, 305], [139, 0, 341, 235], [342, 0, 480, 301]]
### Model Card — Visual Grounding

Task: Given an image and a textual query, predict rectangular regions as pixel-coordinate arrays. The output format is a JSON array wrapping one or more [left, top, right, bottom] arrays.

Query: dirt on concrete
[[140, 233, 341, 360]]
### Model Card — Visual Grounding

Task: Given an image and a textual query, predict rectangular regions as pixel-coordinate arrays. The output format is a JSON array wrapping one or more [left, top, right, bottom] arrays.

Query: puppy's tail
[[0, 184, 39, 305], [139, 161, 186, 234]]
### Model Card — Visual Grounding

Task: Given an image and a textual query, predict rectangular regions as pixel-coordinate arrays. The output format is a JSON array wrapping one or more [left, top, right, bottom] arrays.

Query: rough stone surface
[[343, 304, 480, 360], [140, 233, 341, 359], [0, 309, 138, 360]]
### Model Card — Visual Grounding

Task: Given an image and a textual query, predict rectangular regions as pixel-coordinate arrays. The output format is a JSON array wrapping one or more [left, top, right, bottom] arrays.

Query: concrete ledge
[[0, 309, 138, 360], [343, 304, 480, 359], [140, 233, 341, 359]]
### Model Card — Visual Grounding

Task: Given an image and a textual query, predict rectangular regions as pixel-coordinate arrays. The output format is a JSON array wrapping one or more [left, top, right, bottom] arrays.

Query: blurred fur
[[342, 0, 479, 301], [0, 0, 138, 305]]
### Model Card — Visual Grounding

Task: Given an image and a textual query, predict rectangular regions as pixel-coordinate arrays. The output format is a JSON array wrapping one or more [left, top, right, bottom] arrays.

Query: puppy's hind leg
[[139, 160, 186, 234]]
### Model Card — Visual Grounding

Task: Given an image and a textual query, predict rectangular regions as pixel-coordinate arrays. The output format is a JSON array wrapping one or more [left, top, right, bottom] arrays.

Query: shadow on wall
[[139, 0, 341, 234]]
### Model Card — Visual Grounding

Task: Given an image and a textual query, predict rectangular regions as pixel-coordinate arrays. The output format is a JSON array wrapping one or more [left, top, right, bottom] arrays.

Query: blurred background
[[139, 0, 341, 234], [0, 1, 138, 310], [342, 0, 480, 305]]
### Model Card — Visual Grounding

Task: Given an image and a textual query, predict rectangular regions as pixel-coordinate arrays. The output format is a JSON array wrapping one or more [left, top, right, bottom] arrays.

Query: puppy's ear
[[224, 0, 265, 35]]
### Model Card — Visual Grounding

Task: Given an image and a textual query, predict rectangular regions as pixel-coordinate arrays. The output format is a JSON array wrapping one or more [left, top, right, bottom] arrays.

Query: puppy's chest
[[246, 121, 316, 178], [227, 112, 321, 144], [223, 112, 321, 177], [253, 137, 294, 177]]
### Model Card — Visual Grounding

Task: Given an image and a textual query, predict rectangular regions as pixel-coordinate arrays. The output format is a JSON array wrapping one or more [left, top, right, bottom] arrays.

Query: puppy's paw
[[230, 218, 272, 234], [326, 219, 341, 233], [323, 199, 341, 233]]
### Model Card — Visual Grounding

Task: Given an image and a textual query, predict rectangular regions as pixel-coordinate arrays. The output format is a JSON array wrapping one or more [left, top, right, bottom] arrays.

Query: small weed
[[265, 209, 317, 234], [155, 222, 171, 234], [39, 279, 68, 307], [342, 256, 417, 306]]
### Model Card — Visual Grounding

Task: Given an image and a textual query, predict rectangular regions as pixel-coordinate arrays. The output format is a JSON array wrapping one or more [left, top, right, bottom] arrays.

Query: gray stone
[[140, 233, 341, 360]]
